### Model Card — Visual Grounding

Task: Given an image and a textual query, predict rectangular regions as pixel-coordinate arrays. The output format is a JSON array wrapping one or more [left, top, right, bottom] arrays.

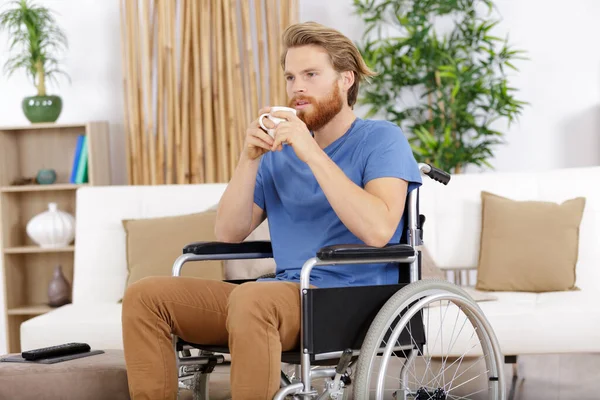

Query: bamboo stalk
[[134, 0, 145, 185], [278, 0, 287, 104], [150, 0, 159, 184], [180, 0, 191, 184], [171, 0, 182, 184], [223, 0, 239, 178], [213, 0, 228, 182], [201, 0, 214, 183], [228, 0, 246, 175], [127, 0, 142, 184], [241, 0, 258, 124], [126, 0, 137, 184], [156, 0, 165, 184], [190, 0, 202, 183], [138, 0, 151, 185], [266, 0, 278, 105], [134, 0, 149, 186], [142, 0, 157, 185], [237, 0, 250, 126], [164, 0, 174, 184], [254, 0, 266, 108], [119, 0, 133, 184]]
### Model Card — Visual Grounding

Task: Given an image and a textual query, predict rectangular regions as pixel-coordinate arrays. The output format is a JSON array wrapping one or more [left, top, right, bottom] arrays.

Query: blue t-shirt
[[254, 118, 422, 288]]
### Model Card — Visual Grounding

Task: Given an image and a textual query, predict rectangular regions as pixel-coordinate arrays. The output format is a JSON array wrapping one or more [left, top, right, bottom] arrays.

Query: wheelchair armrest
[[183, 240, 273, 257], [316, 243, 415, 262], [173, 241, 273, 277]]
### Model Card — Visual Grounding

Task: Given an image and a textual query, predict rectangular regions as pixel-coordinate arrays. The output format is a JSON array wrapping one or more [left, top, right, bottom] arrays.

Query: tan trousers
[[121, 277, 301, 400]]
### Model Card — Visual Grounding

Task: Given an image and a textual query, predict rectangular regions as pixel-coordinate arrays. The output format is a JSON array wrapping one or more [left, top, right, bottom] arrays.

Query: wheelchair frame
[[170, 164, 503, 400]]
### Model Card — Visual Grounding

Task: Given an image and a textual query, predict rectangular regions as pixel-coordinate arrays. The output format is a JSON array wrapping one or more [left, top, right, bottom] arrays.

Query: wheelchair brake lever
[[335, 348, 353, 375], [328, 349, 354, 398]]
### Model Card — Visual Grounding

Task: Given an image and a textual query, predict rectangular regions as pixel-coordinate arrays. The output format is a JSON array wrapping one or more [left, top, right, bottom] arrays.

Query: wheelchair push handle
[[419, 163, 451, 185]]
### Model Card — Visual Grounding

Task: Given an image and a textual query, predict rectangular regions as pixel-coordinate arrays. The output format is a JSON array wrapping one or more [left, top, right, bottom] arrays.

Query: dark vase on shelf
[[48, 265, 71, 307], [36, 168, 57, 184]]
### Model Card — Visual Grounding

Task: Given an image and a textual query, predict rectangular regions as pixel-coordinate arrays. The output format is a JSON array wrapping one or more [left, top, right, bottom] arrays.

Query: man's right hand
[[244, 107, 276, 160]]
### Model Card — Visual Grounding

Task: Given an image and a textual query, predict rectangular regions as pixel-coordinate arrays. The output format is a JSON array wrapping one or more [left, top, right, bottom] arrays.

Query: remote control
[[21, 342, 91, 361]]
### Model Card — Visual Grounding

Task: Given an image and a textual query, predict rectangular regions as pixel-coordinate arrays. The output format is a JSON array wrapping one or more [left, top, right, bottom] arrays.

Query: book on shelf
[[69, 135, 88, 184]]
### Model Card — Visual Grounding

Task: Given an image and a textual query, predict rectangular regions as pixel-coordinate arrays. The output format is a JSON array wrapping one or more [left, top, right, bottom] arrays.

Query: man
[[122, 21, 422, 400]]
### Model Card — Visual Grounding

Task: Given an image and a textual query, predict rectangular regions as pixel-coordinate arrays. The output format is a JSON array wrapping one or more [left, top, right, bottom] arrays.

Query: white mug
[[259, 106, 297, 137]]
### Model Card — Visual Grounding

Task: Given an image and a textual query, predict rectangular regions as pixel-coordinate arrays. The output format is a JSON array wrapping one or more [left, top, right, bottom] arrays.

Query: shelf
[[0, 120, 110, 353], [0, 122, 87, 131], [7, 304, 53, 316], [0, 183, 87, 193], [3, 246, 75, 254]]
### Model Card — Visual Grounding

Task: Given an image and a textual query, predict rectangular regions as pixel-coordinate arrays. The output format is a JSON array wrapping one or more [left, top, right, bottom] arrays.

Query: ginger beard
[[289, 80, 344, 132]]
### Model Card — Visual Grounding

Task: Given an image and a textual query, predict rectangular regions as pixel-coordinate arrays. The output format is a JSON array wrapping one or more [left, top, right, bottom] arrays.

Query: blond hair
[[280, 21, 377, 108]]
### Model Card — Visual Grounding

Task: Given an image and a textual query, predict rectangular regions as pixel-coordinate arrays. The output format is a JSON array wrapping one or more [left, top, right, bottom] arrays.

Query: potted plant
[[353, 0, 528, 174], [0, 0, 69, 123]]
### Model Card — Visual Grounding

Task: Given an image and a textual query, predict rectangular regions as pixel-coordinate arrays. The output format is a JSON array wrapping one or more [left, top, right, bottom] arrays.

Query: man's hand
[[244, 107, 276, 161], [270, 110, 322, 163]]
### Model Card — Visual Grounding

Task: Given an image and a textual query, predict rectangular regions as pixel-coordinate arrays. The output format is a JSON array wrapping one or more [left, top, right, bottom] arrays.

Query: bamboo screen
[[119, 0, 299, 185]]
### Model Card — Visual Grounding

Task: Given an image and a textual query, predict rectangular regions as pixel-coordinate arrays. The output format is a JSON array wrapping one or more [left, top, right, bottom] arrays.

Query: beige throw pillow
[[224, 219, 277, 280], [476, 191, 586, 292], [122, 210, 225, 289]]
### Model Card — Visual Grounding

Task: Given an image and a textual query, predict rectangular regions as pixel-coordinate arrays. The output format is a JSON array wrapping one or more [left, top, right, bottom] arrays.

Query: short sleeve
[[362, 123, 422, 192], [253, 157, 266, 211]]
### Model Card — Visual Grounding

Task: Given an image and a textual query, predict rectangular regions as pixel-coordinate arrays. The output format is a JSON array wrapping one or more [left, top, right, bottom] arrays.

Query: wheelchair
[[171, 163, 506, 400]]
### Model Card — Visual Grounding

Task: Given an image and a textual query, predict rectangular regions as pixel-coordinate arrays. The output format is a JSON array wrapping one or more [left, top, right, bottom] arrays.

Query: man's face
[[284, 45, 345, 132]]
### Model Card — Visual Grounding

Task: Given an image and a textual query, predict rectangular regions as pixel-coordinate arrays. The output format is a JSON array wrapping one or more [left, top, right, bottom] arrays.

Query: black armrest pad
[[183, 240, 273, 256], [317, 243, 415, 261]]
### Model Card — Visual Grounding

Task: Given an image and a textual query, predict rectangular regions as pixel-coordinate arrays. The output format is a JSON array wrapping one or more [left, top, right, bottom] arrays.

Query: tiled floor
[[179, 353, 600, 399]]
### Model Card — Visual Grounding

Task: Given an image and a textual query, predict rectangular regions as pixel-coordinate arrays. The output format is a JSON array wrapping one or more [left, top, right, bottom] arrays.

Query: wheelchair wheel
[[352, 279, 505, 400]]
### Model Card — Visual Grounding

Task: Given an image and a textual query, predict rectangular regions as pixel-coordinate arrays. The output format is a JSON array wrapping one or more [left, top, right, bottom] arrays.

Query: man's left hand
[[270, 110, 321, 163]]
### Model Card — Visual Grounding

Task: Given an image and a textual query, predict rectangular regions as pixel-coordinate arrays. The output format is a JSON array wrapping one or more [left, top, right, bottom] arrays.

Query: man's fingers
[[252, 106, 272, 128], [249, 128, 274, 145], [247, 136, 272, 151], [260, 117, 276, 130], [271, 110, 298, 121], [271, 132, 287, 151]]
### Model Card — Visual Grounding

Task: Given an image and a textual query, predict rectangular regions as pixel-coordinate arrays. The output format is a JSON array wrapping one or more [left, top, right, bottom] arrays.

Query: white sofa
[[20, 166, 600, 360]]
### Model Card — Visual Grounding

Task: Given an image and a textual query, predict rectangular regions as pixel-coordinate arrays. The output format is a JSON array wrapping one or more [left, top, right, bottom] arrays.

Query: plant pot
[[22, 95, 63, 123]]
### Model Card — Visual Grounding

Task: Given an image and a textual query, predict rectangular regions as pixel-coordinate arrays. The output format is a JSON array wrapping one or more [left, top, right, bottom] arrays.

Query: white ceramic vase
[[26, 202, 75, 248]]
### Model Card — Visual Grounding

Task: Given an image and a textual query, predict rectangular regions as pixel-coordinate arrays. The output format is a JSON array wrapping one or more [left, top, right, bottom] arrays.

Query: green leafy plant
[[354, 0, 527, 173], [0, 0, 69, 97]]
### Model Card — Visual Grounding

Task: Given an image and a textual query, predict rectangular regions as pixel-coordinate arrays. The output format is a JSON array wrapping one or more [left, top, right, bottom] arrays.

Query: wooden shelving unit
[[0, 121, 111, 353]]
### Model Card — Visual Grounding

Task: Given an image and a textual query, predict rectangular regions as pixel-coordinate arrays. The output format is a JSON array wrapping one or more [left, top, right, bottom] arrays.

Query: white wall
[[0, 0, 599, 355]]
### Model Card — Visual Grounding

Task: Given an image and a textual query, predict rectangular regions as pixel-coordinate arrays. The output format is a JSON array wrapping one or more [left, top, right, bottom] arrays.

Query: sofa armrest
[[317, 243, 415, 262]]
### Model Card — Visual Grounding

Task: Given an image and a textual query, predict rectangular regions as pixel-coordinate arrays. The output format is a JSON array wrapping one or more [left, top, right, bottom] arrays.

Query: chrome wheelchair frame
[[171, 163, 506, 400]]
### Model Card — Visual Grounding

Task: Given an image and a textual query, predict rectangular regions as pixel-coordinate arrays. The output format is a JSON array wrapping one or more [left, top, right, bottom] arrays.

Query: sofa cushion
[[122, 210, 224, 289], [476, 191, 586, 292], [20, 304, 124, 351], [425, 290, 600, 357]]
